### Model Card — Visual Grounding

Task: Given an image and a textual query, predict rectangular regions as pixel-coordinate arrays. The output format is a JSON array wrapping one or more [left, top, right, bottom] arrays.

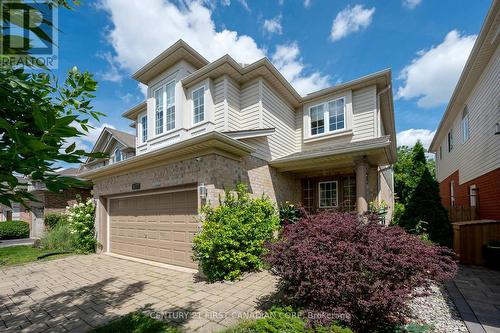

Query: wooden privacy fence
[[446, 206, 478, 222], [453, 220, 500, 265]]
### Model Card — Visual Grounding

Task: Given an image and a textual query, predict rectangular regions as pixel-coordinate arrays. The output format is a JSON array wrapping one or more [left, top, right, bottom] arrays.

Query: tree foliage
[[0, 1, 105, 207]]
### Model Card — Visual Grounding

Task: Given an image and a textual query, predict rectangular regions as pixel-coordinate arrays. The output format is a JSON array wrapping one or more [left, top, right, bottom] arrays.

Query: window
[[461, 106, 470, 143], [439, 146, 442, 160], [447, 130, 454, 152], [450, 180, 455, 207], [114, 149, 122, 163], [140, 114, 147, 143], [154, 81, 176, 135], [310, 104, 325, 135], [154, 87, 164, 135], [192, 86, 205, 124], [166, 81, 175, 131], [319, 181, 338, 208], [469, 184, 477, 207], [309, 97, 345, 136]]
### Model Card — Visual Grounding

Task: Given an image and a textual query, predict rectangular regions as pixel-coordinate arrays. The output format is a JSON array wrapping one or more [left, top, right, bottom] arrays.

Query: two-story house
[[429, 0, 499, 221], [80, 40, 397, 269]]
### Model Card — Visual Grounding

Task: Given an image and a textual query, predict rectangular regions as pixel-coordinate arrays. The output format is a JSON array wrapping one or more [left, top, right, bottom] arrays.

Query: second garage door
[[109, 189, 198, 268]]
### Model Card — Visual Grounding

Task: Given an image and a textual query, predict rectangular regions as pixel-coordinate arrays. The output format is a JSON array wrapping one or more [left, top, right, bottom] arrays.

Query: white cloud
[[396, 128, 435, 149], [263, 15, 282, 35], [402, 0, 422, 9], [97, 52, 123, 82], [271, 42, 329, 95], [98, 0, 264, 73], [330, 5, 375, 41], [397, 30, 476, 108], [304, 0, 311, 7], [99, 0, 328, 96]]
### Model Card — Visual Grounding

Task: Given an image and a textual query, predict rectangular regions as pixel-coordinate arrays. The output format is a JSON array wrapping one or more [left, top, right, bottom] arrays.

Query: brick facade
[[43, 188, 92, 215], [439, 168, 500, 220]]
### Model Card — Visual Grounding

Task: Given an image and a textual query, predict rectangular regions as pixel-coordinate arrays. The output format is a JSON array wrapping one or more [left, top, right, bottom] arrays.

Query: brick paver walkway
[[0, 255, 277, 333], [448, 266, 500, 333]]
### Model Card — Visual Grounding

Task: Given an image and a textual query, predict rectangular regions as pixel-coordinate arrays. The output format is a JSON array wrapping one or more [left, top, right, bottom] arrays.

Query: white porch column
[[356, 159, 369, 214]]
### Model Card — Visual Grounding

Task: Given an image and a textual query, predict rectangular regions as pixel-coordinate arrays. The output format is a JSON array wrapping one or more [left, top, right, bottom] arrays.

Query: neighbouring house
[[429, 0, 499, 221], [0, 169, 92, 238], [81, 127, 136, 171], [80, 40, 397, 269]]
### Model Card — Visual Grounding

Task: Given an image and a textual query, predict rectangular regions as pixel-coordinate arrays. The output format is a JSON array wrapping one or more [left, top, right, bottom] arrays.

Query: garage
[[108, 189, 199, 269]]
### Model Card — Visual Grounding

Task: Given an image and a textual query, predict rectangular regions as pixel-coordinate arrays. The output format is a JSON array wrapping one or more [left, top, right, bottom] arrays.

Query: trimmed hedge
[[0, 220, 30, 239]]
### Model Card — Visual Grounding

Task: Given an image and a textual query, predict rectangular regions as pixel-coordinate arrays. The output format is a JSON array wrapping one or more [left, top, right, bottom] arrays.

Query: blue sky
[[52, 0, 491, 154]]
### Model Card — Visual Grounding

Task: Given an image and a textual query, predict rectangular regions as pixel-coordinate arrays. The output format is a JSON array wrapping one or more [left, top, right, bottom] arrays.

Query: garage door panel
[[109, 189, 198, 269]]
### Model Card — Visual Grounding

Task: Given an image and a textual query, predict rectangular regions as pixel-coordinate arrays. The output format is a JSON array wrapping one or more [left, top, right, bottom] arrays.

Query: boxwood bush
[[192, 184, 279, 282], [264, 211, 458, 332], [0, 220, 30, 239]]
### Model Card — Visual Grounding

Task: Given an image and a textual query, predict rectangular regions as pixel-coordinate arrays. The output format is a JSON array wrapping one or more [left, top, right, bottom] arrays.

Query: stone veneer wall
[[93, 153, 300, 206]]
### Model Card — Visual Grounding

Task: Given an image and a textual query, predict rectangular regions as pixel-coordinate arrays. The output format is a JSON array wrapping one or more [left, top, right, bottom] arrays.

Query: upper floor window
[[319, 181, 338, 208], [140, 114, 147, 143], [154, 80, 176, 135], [114, 148, 122, 163], [166, 81, 175, 131], [154, 87, 164, 135], [461, 106, 470, 143], [447, 129, 454, 152], [309, 97, 345, 136], [193, 86, 205, 124]]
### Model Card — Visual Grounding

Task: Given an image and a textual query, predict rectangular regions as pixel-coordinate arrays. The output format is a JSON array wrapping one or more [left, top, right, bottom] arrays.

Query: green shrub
[[67, 198, 97, 253], [391, 202, 405, 225], [221, 307, 352, 333], [41, 222, 76, 251], [0, 220, 30, 239], [279, 202, 307, 226], [192, 184, 279, 282], [44, 213, 66, 230]]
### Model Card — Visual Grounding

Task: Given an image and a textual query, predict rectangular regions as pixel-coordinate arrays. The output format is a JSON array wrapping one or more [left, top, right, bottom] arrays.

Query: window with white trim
[[154, 86, 164, 135], [309, 97, 345, 136], [140, 114, 147, 143], [165, 81, 175, 131], [319, 181, 338, 208], [461, 106, 470, 143], [450, 180, 455, 207], [192, 86, 205, 124]]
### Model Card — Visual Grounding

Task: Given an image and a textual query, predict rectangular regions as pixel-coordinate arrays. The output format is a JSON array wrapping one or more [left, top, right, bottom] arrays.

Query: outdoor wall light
[[199, 183, 207, 199]]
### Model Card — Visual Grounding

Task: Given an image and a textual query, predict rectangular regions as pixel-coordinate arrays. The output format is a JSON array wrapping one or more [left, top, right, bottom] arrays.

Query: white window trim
[[308, 97, 346, 137], [448, 130, 454, 152], [450, 180, 455, 207], [461, 114, 470, 143], [113, 148, 122, 163], [153, 79, 176, 136], [318, 181, 339, 208], [192, 85, 205, 125]]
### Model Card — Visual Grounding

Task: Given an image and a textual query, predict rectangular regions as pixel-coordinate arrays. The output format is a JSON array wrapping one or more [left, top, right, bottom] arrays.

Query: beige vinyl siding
[[240, 81, 260, 130], [213, 77, 225, 131], [436, 46, 500, 184], [226, 78, 240, 131], [261, 81, 296, 159], [352, 86, 376, 141], [295, 109, 303, 150], [300, 85, 377, 151]]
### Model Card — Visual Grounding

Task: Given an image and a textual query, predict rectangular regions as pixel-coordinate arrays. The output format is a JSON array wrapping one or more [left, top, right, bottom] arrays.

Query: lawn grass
[[91, 311, 182, 333], [0, 245, 73, 267]]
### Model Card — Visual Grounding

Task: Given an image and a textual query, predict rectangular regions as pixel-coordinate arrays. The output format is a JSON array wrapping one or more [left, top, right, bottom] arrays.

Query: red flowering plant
[[264, 211, 458, 332]]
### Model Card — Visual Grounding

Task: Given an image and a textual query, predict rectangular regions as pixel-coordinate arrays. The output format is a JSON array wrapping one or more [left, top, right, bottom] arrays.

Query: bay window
[[154, 80, 176, 135], [309, 97, 345, 136], [140, 114, 147, 143]]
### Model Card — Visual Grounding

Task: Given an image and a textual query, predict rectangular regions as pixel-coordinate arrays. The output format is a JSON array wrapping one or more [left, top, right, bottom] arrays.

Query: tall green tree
[[0, 1, 104, 207], [398, 143, 452, 246], [394, 141, 427, 205]]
